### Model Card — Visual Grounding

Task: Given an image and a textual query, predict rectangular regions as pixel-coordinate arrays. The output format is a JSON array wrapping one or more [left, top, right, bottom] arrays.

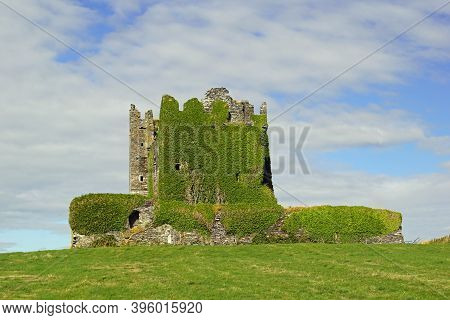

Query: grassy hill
[[0, 244, 448, 299]]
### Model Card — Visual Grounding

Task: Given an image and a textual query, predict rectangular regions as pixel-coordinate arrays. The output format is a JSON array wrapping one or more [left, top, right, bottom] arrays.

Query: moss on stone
[[283, 206, 402, 243], [69, 194, 148, 235]]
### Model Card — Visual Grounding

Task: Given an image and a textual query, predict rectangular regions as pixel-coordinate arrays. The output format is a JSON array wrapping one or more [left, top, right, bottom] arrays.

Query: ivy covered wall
[[156, 95, 276, 205]]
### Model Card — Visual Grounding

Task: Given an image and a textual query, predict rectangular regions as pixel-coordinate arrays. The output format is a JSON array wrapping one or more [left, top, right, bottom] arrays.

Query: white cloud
[[441, 161, 450, 170], [84, 0, 450, 107], [420, 136, 450, 155], [269, 104, 426, 151]]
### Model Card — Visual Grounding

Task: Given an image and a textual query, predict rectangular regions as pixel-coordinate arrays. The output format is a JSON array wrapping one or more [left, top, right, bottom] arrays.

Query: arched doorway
[[128, 210, 140, 228]]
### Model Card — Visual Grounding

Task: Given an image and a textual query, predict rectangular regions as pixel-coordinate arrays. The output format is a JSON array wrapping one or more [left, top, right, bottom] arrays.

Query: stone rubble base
[[72, 204, 404, 248]]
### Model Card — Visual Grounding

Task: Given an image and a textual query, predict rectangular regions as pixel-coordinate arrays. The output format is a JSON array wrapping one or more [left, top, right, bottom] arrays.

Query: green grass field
[[0, 244, 448, 299]]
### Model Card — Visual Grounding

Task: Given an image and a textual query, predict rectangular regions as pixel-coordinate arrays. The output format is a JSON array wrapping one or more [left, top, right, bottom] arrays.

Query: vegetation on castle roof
[[69, 194, 148, 235], [283, 206, 402, 243]]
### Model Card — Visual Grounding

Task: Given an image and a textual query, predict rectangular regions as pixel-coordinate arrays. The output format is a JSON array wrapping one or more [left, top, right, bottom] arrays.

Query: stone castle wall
[[71, 204, 404, 248], [129, 105, 155, 195], [72, 204, 253, 248]]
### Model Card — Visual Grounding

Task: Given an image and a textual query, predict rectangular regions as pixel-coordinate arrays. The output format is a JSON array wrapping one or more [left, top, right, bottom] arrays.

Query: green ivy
[[154, 201, 282, 237], [147, 146, 154, 198], [69, 194, 148, 235], [221, 204, 284, 237], [138, 95, 279, 237], [153, 201, 215, 234], [90, 234, 118, 247], [283, 206, 402, 243], [157, 96, 276, 205]]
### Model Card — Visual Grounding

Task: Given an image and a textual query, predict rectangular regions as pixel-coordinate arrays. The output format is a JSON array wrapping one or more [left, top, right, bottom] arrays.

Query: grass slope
[[0, 244, 448, 300]]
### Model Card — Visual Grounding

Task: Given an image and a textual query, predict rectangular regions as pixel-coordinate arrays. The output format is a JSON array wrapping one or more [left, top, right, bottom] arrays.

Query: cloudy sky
[[0, 0, 449, 252]]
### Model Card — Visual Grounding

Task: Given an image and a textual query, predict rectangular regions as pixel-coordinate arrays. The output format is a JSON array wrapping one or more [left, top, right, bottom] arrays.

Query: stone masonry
[[129, 105, 155, 195], [72, 204, 403, 248], [202, 87, 264, 125], [72, 204, 254, 248]]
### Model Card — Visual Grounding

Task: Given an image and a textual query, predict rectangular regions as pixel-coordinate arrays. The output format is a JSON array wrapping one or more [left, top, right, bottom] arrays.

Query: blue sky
[[319, 74, 450, 176], [0, 0, 449, 253]]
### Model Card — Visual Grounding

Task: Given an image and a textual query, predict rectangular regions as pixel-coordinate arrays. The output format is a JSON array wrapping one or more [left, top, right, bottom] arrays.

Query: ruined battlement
[[202, 87, 267, 125]]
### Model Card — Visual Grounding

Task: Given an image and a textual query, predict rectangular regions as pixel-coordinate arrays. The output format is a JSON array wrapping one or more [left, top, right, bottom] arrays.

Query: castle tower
[[260, 102, 267, 115], [128, 88, 273, 203], [129, 104, 153, 195]]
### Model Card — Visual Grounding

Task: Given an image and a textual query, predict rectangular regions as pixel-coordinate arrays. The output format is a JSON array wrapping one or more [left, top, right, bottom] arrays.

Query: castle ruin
[[70, 87, 404, 248]]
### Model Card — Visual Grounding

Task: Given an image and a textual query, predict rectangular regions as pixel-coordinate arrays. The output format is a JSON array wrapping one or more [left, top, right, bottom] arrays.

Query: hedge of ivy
[[283, 206, 402, 243], [69, 194, 148, 235], [154, 201, 283, 237], [157, 96, 276, 205], [153, 200, 215, 235], [147, 146, 154, 198], [90, 234, 117, 247], [221, 204, 284, 237]]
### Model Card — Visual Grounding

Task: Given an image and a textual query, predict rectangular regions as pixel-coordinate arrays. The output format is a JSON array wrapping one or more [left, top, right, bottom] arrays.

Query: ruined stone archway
[[128, 210, 140, 228]]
